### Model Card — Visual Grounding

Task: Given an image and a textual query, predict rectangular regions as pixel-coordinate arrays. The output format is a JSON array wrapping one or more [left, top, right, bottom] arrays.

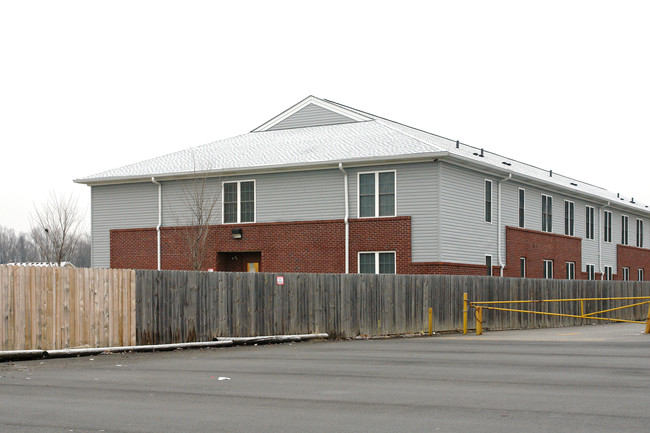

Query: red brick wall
[[111, 220, 345, 272], [617, 245, 650, 281], [110, 228, 157, 270], [111, 216, 502, 276], [504, 226, 583, 279]]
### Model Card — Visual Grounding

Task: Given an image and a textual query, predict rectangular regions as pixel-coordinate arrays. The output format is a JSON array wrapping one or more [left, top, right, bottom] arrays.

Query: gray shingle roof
[[75, 97, 650, 215]]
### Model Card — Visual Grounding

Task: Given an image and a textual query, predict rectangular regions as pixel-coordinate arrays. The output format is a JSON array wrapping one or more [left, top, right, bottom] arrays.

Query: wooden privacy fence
[[3, 267, 650, 350], [135, 271, 650, 344], [0, 266, 136, 351]]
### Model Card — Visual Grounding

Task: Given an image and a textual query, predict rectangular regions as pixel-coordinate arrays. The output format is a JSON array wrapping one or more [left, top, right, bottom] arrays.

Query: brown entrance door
[[216, 251, 261, 272]]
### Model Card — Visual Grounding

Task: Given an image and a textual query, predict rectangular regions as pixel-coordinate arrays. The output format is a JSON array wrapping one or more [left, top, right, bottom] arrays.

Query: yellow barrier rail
[[462, 293, 650, 335]]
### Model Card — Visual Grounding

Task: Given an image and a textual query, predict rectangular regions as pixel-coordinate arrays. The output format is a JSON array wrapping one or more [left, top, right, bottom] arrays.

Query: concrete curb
[[0, 333, 329, 362]]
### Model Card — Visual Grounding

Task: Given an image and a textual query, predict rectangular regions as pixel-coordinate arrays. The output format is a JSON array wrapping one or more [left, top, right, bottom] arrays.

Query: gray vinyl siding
[[162, 178, 221, 227], [439, 163, 498, 265], [256, 169, 343, 222], [348, 162, 438, 262], [267, 103, 358, 131], [91, 183, 158, 268]]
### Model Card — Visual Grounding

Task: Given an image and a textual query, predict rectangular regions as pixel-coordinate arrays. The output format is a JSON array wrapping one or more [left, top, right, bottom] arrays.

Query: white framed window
[[484, 180, 492, 223], [520, 257, 526, 278], [486, 255, 493, 276], [586, 264, 596, 280], [585, 206, 594, 240], [623, 267, 630, 281], [639, 268, 644, 281], [542, 195, 552, 232], [564, 201, 575, 236], [604, 211, 612, 243], [358, 171, 396, 218], [604, 266, 613, 281], [358, 251, 396, 274], [621, 215, 629, 245], [566, 262, 575, 280], [223, 180, 256, 224], [637, 219, 644, 248], [518, 188, 525, 228], [543, 260, 553, 279]]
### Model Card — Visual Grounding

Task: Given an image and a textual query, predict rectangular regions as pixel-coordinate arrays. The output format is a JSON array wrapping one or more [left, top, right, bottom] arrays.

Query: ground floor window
[[543, 260, 553, 279], [639, 269, 645, 281], [358, 252, 396, 274], [622, 267, 630, 281], [566, 262, 575, 280], [604, 266, 613, 281], [486, 255, 493, 276], [520, 257, 526, 278], [586, 264, 595, 280]]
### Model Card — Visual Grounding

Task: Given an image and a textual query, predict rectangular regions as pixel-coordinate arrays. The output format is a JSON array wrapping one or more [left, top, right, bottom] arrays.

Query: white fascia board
[[444, 154, 650, 217], [74, 151, 448, 186], [251, 95, 372, 132]]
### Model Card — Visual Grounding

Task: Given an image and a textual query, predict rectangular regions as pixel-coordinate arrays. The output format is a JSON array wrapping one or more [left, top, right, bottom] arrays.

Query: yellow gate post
[[463, 293, 468, 335], [476, 306, 483, 335], [645, 303, 650, 334], [428, 307, 433, 336]]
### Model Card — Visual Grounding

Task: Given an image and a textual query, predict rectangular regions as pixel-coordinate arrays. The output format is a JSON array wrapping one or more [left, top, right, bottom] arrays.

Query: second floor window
[[585, 206, 594, 240], [621, 215, 629, 245], [542, 195, 552, 233], [223, 180, 255, 223], [637, 219, 644, 248], [485, 180, 492, 223], [518, 189, 525, 228], [604, 211, 612, 242], [564, 201, 574, 236], [359, 171, 395, 217]]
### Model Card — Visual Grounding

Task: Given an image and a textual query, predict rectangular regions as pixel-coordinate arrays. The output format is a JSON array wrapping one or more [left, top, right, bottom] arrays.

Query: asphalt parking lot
[[1, 323, 649, 432]]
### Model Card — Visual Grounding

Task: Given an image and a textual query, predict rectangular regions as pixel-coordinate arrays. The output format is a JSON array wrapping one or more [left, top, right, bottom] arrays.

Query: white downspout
[[498, 173, 512, 276], [599, 201, 610, 280], [151, 177, 162, 271], [338, 163, 349, 274]]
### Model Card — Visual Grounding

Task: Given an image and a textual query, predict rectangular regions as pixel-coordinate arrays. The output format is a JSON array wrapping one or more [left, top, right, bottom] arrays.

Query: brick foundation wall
[[505, 226, 583, 279]]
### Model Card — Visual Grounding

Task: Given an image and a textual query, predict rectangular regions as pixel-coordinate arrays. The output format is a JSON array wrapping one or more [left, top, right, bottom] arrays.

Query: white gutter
[[498, 173, 512, 276], [151, 177, 162, 270], [338, 163, 349, 274]]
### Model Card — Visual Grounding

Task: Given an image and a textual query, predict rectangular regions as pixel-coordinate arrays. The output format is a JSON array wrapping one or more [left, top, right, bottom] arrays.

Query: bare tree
[[71, 233, 91, 268], [30, 193, 86, 266], [170, 153, 221, 270], [0, 226, 39, 264]]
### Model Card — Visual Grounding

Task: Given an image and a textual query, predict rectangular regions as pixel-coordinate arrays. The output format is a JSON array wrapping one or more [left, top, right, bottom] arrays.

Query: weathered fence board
[[0, 266, 136, 351], [4, 266, 650, 349], [134, 271, 650, 344]]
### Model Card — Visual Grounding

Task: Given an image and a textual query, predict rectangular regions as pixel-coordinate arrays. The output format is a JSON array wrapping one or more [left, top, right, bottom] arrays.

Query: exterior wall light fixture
[[231, 228, 243, 239]]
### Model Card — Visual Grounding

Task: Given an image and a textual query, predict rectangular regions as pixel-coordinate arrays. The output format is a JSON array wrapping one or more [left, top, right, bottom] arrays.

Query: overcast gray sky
[[2, 1, 649, 234]]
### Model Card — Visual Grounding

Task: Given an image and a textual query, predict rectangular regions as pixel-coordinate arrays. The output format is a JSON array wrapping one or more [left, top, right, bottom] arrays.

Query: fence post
[[476, 306, 483, 335], [645, 303, 650, 334], [463, 293, 468, 335]]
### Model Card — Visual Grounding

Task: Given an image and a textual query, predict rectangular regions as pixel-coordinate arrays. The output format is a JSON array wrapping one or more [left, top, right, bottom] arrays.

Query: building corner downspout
[[151, 177, 162, 271], [338, 163, 349, 274], [498, 173, 512, 276]]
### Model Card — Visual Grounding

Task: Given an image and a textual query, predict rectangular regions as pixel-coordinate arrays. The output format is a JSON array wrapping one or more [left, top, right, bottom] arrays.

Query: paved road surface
[[1, 323, 649, 432]]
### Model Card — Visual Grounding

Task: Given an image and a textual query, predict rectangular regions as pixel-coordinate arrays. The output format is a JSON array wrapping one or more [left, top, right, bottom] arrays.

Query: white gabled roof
[[75, 96, 650, 215]]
